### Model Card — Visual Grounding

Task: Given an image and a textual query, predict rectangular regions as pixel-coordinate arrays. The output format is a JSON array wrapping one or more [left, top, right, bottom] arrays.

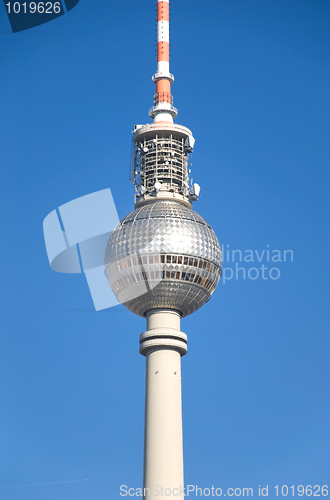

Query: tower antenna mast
[[150, 0, 177, 123]]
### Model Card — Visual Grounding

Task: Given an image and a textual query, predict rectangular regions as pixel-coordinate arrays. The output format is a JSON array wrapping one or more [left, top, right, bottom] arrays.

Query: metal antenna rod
[[150, 0, 177, 123]]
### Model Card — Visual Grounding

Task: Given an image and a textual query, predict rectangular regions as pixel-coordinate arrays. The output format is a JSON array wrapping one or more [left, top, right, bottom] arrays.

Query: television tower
[[105, 1, 222, 498]]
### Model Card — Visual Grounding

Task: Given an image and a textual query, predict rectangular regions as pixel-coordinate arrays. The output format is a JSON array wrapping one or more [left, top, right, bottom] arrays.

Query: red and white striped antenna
[[149, 0, 178, 123]]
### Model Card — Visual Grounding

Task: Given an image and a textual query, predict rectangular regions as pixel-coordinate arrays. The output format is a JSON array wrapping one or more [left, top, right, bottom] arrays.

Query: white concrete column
[[141, 310, 186, 500]]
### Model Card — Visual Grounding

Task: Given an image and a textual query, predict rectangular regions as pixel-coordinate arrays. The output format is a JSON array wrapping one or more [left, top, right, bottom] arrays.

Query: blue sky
[[0, 0, 329, 499]]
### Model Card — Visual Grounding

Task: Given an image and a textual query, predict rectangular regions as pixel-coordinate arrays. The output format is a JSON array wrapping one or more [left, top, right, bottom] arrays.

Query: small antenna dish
[[189, 183, 201, 201], [184, 135, 195, 153]]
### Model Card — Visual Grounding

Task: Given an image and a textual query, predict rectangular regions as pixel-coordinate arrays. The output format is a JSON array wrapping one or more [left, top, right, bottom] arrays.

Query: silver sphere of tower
[[105, 201, 222, 317], [105, 123, 222, 317]]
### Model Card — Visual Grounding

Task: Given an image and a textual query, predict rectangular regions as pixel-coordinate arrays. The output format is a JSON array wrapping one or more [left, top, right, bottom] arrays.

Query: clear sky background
[[0, 0, 329, 499]]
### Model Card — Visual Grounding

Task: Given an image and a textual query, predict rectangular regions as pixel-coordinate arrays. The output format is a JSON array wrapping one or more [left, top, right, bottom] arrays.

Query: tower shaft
[[141, 310, 187, 500]]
